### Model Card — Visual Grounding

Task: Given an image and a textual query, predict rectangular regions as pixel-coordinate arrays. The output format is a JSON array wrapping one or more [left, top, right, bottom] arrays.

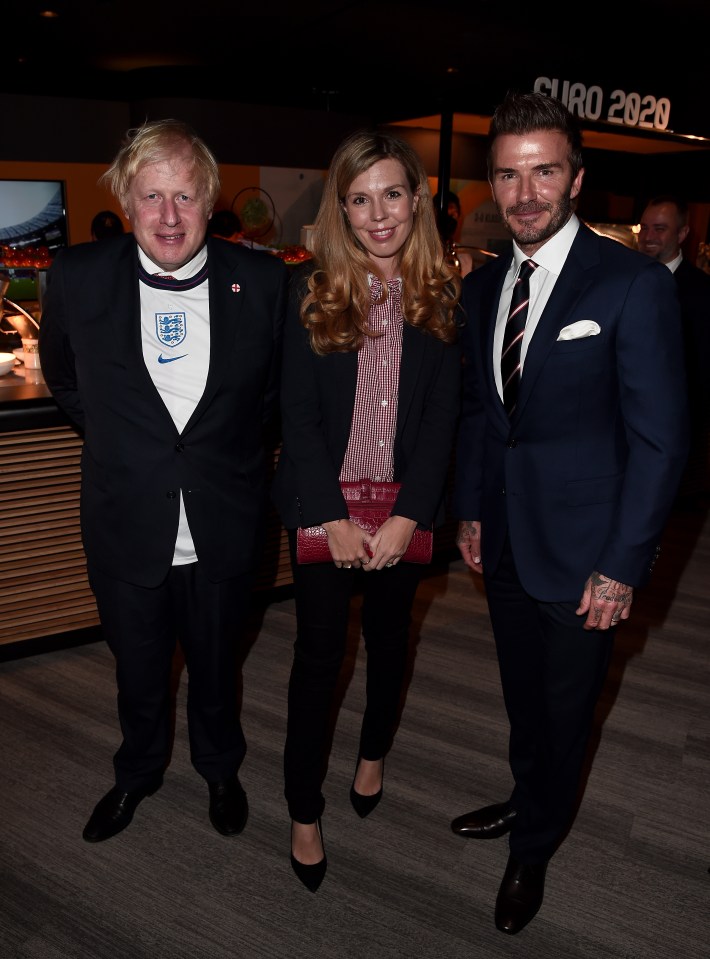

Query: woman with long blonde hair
[[272, 130, 462, 891]]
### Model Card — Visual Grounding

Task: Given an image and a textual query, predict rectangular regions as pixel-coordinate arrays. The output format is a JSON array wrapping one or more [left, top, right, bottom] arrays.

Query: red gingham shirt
[[340, 276, 403, 483]]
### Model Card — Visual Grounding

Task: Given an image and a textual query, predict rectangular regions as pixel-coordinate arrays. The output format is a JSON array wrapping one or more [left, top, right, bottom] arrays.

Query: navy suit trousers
[[484, 537, 614, 863]]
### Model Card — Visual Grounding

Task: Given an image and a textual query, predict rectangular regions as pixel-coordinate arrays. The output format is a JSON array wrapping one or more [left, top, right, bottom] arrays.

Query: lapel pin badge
[[231, 283, 241, 293]]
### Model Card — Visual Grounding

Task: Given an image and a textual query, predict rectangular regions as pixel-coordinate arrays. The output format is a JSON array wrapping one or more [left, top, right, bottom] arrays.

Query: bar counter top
[[0, 362, 71, 433], [0, 364, 52, 399]]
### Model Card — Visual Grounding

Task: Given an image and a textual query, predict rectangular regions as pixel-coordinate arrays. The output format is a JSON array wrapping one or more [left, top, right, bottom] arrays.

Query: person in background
[[433, 189, 462, 243], [40, 119, 287, 844], [271, 130, 462, 892], [451, 92, 688, 935], [433, 188, 473, 278], [90, 209, 125, 240], [207, 208, 243, 242], [637, 194, 710, 506]]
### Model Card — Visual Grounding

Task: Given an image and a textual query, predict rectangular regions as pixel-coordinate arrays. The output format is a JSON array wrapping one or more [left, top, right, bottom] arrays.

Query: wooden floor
[[1, 503, 708, 959]]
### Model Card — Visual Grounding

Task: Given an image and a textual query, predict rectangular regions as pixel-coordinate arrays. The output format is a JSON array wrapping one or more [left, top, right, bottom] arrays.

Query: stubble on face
[[503, 192, 575, 247]]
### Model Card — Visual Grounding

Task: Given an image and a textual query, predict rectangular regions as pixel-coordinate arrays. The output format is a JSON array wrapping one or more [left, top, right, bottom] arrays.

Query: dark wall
[[0, 94, 371, 168]]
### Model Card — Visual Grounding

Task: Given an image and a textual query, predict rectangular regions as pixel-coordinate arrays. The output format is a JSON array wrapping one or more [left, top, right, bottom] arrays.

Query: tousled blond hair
[[99, 119, 221, 213]]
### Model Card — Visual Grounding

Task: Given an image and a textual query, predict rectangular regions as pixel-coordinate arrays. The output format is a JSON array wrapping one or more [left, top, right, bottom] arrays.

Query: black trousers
[[284, 530, 422, 823], [89, 562, 250, 792], [484, 537, 614, 863]]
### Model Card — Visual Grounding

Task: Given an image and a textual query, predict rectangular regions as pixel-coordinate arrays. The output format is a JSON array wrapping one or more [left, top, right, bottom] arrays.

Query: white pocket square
[[557, 320, 601, 341]]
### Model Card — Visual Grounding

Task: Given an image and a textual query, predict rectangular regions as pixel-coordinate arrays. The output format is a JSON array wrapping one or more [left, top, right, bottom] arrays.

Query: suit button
[[175, 442, 184, 452], [507, 438, 518, 448], [166, 490, 177, 499]]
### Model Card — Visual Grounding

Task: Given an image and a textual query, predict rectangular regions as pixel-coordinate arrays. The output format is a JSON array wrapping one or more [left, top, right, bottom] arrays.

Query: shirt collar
[[137, 243, 208, 279], [665, 251, 683, 273], [368, 272, 402, 287], [512, 213, 580, 277]]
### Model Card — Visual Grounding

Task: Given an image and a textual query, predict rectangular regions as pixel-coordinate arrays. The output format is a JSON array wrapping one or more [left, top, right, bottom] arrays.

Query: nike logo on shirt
[[158, 353, 188, 364]]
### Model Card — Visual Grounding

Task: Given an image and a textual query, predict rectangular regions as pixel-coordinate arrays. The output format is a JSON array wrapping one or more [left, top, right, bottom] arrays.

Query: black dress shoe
[[290, 819, 327, 893], [82, 781, 162, 843], [450, 801, 516, 838], [208, 775, 248, 836], [349, 757, 384, 819], [494, 854, 548, 934]]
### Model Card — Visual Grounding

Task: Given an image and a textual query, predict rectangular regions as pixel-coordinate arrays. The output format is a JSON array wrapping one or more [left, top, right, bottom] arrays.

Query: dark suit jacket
[[674, 257, 710, 423], [39, 234, 287, 587], [271, 270, 462, 532], [453, 222, 689, 601]]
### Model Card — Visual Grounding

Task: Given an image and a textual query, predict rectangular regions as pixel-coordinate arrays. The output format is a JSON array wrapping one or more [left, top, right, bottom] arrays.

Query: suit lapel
[[183, 238, 244, 431], [397, 321, 426, 427], [513, 226, 600, 421], [107, 241, 180, 428]]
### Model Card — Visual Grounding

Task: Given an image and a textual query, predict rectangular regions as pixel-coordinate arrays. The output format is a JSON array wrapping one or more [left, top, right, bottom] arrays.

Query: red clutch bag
[[296, 479, 433, 565]]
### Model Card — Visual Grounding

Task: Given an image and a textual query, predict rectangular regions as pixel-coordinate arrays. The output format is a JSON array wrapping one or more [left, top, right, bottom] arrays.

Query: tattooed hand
[[456, 520, 483, 574], [576, 571, 633, 630]]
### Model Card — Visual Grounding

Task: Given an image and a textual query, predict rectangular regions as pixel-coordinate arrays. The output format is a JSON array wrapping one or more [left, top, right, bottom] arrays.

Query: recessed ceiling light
[[39, 9, 60, 18]]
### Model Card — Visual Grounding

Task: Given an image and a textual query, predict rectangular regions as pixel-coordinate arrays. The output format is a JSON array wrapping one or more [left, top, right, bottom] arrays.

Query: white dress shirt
[[493, 214, 580, 399]]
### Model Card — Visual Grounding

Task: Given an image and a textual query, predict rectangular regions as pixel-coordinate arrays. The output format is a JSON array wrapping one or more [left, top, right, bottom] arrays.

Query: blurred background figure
[[206, 209, 243, 242], [90, 210, 125, 241], [638, 195, 710, 507], [433, 189, 473, 277], [433, 189, 462, 243]]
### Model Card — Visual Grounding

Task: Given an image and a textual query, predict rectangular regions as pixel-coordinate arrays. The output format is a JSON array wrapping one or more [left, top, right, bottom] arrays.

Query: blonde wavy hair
[[99, 119, 221, 214], [303, 130, 461, 355]]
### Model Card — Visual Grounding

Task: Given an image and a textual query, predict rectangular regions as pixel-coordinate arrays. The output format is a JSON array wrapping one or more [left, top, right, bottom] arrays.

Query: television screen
[[0, 179, 68, 256], [0, 180, 67, 307]]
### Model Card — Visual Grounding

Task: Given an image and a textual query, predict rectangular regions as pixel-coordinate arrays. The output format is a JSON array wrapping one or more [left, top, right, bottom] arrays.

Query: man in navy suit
[[40, 120, 287, 843], [638, 194, 710, 504], [450, 92, 688, 934]]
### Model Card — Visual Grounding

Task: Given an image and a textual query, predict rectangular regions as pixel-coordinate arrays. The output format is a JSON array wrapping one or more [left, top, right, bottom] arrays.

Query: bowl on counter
[[0, 352, 18, 375]]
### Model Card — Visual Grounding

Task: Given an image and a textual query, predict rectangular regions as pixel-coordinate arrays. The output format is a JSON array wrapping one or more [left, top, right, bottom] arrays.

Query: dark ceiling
[[5, 0, 710, 135]]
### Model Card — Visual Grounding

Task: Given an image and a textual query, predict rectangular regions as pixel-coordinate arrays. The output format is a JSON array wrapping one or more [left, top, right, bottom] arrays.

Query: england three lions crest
[[156, 312, 187, 348]]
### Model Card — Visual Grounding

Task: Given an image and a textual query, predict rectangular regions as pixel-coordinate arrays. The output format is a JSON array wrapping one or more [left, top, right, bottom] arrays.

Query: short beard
[[504, 193, 574, 247]]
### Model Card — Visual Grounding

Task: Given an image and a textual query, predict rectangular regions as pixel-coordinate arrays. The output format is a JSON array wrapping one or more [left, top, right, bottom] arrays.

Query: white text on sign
[[534, 77, 671, 131]]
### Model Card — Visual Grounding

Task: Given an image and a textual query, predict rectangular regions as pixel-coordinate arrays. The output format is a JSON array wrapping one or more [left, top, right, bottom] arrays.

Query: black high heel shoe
[[349, 757, 384, 819], [290, 819, 327, 893]]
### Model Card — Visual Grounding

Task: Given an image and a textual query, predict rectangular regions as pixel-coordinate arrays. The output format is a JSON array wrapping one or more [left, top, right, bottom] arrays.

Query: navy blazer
[[674, 256, 710, 419], [453, 222, 689, 601], [39, 234, 287, 587], [271, 270, 462, 532]]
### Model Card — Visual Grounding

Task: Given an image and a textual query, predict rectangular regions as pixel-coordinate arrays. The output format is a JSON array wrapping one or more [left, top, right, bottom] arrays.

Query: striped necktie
[[501, 259, 537, 416]]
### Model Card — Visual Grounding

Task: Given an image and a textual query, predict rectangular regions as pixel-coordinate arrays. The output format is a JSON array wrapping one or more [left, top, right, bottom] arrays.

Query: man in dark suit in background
[[451, 92, 688, 934], [638, 194, 710, 505], [40, 120, 287, 843]]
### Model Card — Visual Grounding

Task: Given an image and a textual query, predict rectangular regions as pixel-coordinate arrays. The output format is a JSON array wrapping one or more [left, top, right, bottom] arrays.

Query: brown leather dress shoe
[[450, 801, 517, 838], [208, 775, 248, 836], [82, 780, 162, 843], [494, 854, 548, 934]]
